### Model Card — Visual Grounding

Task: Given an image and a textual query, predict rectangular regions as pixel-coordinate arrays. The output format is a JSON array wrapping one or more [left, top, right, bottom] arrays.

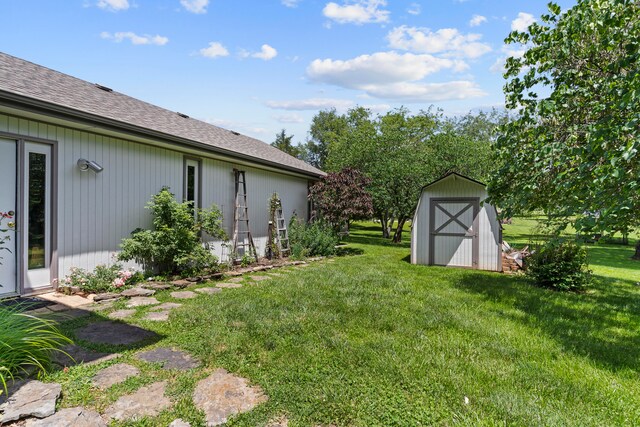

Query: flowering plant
[[63, 263, 140, 293], [0, 211, 15, 267]]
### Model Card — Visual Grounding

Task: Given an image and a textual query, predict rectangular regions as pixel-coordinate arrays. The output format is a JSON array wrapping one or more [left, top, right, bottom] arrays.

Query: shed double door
[[429, 198, 479, 268]]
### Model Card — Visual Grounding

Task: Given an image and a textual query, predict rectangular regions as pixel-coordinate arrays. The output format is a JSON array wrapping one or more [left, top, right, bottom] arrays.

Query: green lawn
[[49, 221, 640, 426]]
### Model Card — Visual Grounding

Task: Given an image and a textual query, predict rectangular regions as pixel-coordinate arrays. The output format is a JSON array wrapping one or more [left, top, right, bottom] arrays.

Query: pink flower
[[113, 278, 125, 288]]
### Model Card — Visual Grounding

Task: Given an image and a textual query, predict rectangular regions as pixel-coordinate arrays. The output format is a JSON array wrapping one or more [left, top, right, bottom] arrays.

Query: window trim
[[183, 156, 202, 211]]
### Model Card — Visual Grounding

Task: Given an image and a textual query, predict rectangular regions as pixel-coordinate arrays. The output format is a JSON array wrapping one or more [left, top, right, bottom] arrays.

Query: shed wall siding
[[412, 175, 501, 271], [0, 113, 309, 279]]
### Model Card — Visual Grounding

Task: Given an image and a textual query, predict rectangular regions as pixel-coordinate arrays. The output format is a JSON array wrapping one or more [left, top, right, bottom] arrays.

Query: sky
[[2, 0, 575, 145]]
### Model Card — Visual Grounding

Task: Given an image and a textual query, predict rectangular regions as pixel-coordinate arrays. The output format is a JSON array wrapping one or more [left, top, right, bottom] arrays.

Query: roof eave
[[0, 90, 326, 179]]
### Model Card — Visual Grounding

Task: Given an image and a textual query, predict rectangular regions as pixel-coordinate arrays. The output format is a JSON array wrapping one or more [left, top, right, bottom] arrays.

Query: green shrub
[[63, 264, 140, 293], [0, 305, 72, 397], [289, 216, 338, 258], [118, 187, 226, 275], [526, 239, 592, 291]]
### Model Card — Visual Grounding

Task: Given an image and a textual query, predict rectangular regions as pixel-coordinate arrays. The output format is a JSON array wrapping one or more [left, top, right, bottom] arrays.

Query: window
[[184, 158, 200, 214], [28, 152, 47, 269]]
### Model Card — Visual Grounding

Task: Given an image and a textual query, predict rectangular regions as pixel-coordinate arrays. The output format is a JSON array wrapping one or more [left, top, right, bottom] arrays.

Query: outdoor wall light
[[77, 158, 104, 173]]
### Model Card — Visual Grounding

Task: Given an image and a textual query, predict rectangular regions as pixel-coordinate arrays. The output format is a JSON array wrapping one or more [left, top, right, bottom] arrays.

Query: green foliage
[[314, 106, 498, 241], [526, 239, 592, 291], [309, 168, 373, 231], [288, 216, 338, 258], [271, 129, 305, 160], [118, 187, 226, 275], [489, 0, 640, 237], [0, 305, 72, 397], [63, 264, 139, 293], [304, 108, 348, 169]]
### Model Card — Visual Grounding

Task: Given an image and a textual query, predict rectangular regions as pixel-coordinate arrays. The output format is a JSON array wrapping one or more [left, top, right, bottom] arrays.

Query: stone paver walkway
[[194, 287, 222, 295], [226, 277, 244, 283], [215, 282, 243, 289], [108, 309, 136, 320], [0, 381, 61, 423], [170, 291, 197, 299], [143, 310, 171, 321], [152, 302, 182, 311], [25, 406, 106, 427], [169, 419, 191, 427], [135, 347, 200, 370], [103, 381, 171, 421], [126, 296, 159, 307], [92, 363, 140, 389], [76, 321, 158, 346], [120, 287, 155, 297], [250, 275, 271, 282], [193, 368, 267, 426]]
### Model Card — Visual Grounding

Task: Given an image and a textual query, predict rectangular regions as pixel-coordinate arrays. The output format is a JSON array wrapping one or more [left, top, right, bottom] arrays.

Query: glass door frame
[[0, 132, 58, 296]]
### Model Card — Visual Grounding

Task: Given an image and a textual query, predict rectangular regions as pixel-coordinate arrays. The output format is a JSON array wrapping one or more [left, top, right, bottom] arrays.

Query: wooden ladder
[[232, 169, 257, 262], [274, 200, 290, 257]]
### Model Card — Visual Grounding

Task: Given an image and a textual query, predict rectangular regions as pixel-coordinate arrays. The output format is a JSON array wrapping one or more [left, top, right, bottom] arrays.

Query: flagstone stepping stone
[[194, 287, 222, 295], [76, 321, 158, 346], [141, 282, 172, 290], [84, 301, 114, 311], [0, 380, 61, 423], [169, 419, 191, 427], [126, 296, 159, 307], [108, 309, 136, 320], [193, 368, 268, 426], [171, 291, 197, 299], [151, 302, 182, 311], [92, 363, 140, 389], [250, 275, 271, 282], [215, 282, 243, 289], [135, 347, 200, 370], [94, 292, 121, 302], [226, 277, 244, 283], [171, 279, 191, 288], [121, 287, 155, 297], [25, 406, 106, 427], [225, 271, 243, 277], [53, 344, 118, 367], [266, 416, 289, 427], [143, 310, 170, 321], [103, 381, 171, 421]]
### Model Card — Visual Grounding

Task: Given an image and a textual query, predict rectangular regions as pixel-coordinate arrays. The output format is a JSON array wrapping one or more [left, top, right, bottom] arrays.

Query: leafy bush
[[289, 216, 338, 258], [63, 264, 139, 293], [118, 187, 226, 275], [526, 239, 592, 291], [0, 305, 72, 397]]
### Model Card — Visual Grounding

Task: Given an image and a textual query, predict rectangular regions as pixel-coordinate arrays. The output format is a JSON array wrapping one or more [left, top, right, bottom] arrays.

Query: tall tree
[[305, 109, 348, 170], [271, 129, 304, 159], [487, 0, 640, 257]]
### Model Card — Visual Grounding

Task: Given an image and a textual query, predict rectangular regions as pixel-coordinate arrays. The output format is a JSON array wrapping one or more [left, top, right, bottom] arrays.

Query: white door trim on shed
[[429, 197, 479, 269]]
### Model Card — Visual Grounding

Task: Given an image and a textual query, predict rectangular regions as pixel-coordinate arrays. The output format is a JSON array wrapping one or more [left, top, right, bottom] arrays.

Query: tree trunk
[[379, 214, 390, 238], [392, 217, 407, 243], [633, 240, 640, 260]]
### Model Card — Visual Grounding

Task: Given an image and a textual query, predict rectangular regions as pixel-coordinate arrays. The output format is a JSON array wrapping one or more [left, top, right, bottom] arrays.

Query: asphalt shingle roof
[[0, 52, 323, 177]]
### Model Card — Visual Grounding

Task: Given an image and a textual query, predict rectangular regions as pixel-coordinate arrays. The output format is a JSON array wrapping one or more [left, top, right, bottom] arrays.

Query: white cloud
[[323, 0, 390, 25], [511, 12, 535, 32], [362, 103, 391, 113], [97, 0, 129, 11], [181, 0, 209, 14], [252, 44, 278, 61], [198, 42, 229, 58], [274, 113, 305, 123], [308, 51, 461, 87], [387, 26, 492, 59], [266, 98, 355, 111], [469, 15, 487, 27], [307, 51, 485, 103], [100, 32, 168, 46], [407, 3, 421, 15], [359, 81, 486, 102], [281, 0, 300, 7]]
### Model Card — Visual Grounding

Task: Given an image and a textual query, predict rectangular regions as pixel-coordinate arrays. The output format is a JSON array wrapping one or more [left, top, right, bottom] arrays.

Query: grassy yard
[[49, 220, 640, 426]]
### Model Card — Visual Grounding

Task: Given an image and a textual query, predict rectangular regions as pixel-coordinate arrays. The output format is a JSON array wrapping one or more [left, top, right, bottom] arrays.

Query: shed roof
[[0, 52, 324, 178], [421, 172, 486, 192]]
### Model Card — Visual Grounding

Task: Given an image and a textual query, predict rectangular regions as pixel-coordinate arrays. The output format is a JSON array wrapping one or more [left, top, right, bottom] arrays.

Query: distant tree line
[[272, 107, 505, 242]]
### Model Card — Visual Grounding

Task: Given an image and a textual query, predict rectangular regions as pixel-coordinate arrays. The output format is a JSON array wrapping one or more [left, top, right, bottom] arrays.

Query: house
[[0, 52, 324, 298], [411, 172, 502, 271]]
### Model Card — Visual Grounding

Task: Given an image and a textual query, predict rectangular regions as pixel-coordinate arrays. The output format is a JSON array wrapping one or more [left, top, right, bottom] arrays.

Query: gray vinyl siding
[[0, 113, 309, 280], [411, 175, 501, 271]]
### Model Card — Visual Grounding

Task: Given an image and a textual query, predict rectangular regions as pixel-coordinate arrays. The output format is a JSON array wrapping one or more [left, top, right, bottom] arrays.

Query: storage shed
[[411, 172, 502, 271]]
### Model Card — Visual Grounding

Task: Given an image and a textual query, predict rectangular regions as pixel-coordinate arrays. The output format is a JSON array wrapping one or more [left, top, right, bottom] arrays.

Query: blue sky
[[2, 0, 575, 145]]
